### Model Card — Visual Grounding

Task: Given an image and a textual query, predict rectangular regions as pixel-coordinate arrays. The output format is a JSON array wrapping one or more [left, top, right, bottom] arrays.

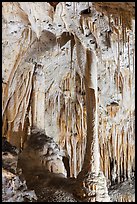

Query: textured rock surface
[[18, 128, 67, 177], [2, 137, 19, 174], [2, 169, 37, 202], [109, 178, 135, 202], [2, 2, 135, 202], [75, 171, 111, 202], [23, 170, 78, 202], [2, 138, 37, 202]]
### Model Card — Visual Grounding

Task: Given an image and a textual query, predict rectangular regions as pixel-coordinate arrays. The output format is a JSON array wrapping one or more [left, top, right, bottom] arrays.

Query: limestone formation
[[2, 138, 37, 202], [18, 128, 67, 177], [2, 2, 135, 202], [2, 168, 37, 202]]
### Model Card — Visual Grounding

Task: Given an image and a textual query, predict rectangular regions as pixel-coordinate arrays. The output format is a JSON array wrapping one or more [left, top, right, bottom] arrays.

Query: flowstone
[[74, 171, 111, 202]]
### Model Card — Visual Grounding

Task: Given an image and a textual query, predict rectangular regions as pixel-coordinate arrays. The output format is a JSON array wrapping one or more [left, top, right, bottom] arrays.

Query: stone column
[[32, 64, 45, 130], [75, 50, 110, 202], [78, 49, 100, 177]]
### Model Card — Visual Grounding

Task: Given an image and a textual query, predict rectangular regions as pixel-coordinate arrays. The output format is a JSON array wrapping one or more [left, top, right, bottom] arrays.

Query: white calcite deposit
[[2, 2, 135, 202]]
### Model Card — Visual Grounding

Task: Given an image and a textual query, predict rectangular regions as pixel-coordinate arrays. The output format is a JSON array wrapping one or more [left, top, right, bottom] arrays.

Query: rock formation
[[2, 138, 37, 202], [2, 2, 135, 202], [18, 128, 67, 177]]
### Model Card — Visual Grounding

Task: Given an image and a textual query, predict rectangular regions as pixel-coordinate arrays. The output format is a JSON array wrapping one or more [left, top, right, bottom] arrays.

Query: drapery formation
[[2, 2, 135, 195]]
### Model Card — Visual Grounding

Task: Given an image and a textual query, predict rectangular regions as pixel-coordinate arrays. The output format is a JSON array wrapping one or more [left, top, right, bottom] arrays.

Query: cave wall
[[2, 2, 135, 184]]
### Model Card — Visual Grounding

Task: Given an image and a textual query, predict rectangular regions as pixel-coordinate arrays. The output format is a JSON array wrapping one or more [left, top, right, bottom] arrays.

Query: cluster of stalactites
[[97, 21, 135, 185], [98, 115, 135, 186], [45, 71, 87, 178]]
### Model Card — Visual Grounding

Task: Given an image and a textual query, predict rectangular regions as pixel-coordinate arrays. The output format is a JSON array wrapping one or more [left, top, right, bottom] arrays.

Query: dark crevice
[[47, 2, 59, 11], [62, 156, 70, 177]]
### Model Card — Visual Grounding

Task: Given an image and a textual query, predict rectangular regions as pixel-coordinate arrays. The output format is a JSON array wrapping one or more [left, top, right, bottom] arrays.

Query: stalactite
[[65, 132, 69, 156], [127, 35, 132, 100], [77, 141, 82, 174], [2, 4, 135, 203], [119, 130, 122, 181], [2, 28, 33, 122], [92, 22, 95, 33], [72, 135, 77, 178], [116, 130, 119, 183], [57, 92, 61, 113], [80, 76, 83, 95], [105, 143, 108, 179], [81, 103, 84, 137], [7, 73, 30, 124], [20, 124, 24, 150], [53, 94, 56, 115], [21, 70, 34, 129], [116, 32, 120, 99], [57, 39, 60, 56], [87, 18, 90, 32], [73, 2, 77, 15], [65, 103, 69, 133], [108, 153, 110, 181], [70, 136, 73, 177], [121, 15, 124, 49], [123, 129, 127, 180], [28, 106, 32, 135], [103, 143, 105, 176], [100, 146, 103, 173], [121, 128, 123, 181], [7, 122, 12, 142], [126, 131, 130, 179], [132, 48, 134, 75]]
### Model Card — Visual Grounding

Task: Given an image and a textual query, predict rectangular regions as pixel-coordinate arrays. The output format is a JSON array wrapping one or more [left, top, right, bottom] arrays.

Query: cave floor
[[21, 168, 135, 202]]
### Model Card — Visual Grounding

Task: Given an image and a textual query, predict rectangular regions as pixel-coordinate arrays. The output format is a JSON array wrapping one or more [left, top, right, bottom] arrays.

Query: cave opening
[[62, 156, 70, 178]]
